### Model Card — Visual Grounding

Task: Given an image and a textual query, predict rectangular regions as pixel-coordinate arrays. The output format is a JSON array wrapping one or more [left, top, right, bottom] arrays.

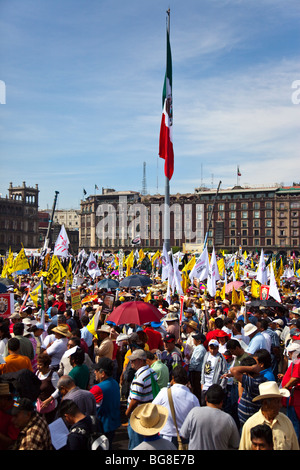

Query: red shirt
[[0, 410, 19, 449], [144, 327, 164, 351], [281, 359, 300, 411]]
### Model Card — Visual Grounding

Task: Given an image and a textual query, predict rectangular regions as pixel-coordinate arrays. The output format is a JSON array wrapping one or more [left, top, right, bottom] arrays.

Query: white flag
[[54, 225, 70, 258], [86, 252, 101, 279], [189, 245, 209, 282], [161, 243, 171, 282], [269, 263, 281, 303], [172, 254, 183, 296], [256, 249, 268, 285], [207, 247, 217, 297]]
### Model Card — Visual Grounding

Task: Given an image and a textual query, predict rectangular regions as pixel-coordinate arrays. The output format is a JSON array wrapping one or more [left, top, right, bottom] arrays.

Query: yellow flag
[[231, 286, 240, 305], [151, 250, 161, 267], [239, 290, 246, 305], [124, 250, 135, 276], [251, 279, 261, 298], [138, 249, 145, 264], [233, 259, 240, 280], [29, 281, 42, 306], [86, 311, 100, 337], [181, 270, 190, 294], [12, 248, 30, 273], [220, 283, 226, 300], [217, 258, 225, 277], [66, 259, 73, 285], [182, 256, 196, 274], [144, 291, 152, 303], [46, 255, 67, 286], [1, 249, 14, 278]]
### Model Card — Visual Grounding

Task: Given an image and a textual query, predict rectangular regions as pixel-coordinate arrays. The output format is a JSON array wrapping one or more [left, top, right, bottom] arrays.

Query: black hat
[[93, 357, 114, 373], [11, 398, 35, 415], [192, 332, 206, 342]]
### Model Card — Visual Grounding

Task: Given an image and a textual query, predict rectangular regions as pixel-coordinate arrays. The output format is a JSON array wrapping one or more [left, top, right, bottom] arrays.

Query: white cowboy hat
[[252, 381, 290, 402], [130, 403, 168, 436], [243, 323, 258, 336]]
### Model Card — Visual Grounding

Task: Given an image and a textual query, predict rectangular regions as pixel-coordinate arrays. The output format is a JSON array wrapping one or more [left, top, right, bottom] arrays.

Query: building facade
[[79, 184, 300, 255], [0, 182, 39, 254]]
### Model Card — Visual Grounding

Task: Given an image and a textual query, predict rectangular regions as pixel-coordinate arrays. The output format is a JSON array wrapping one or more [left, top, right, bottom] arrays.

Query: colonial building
[[79, 184, 300, 256], [0, 182, 39, 254]]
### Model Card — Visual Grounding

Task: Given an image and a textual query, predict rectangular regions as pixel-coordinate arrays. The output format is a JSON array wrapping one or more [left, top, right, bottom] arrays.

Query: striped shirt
[[127, 365, 157, 407], [238, 374, 267, 426]]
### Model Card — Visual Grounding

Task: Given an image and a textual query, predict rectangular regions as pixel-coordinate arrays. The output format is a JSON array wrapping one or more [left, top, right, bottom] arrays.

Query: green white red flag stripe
[[159, 21, 174, 180]]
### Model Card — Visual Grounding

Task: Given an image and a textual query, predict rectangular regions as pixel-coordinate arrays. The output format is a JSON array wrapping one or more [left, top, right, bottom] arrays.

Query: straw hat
[[252, 381, 290, 402], [130, 403, 168, 436], [187, 320, 199, 331], [164, 312, 178, 322], [52, 325, 72, 337], [0, 383, 11, 396]]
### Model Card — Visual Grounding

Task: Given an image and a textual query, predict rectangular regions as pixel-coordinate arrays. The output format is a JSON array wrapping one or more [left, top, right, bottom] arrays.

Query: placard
[[0, 293, 14, 318], [71, 288, 82, 311]]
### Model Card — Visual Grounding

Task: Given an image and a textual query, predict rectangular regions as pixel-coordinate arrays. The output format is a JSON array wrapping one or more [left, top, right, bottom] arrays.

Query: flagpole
[[164, 9, 171, 253]]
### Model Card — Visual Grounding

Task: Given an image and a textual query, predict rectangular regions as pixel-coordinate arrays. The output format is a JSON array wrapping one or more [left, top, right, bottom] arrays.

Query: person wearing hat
[[156, 333, 182, 380], [89, 357, 121, 449], [8, 312, 22, 335], [182, 320, 199, 366], [244, 322, 268, 355], [189, 332, 207, 401], [125, 349, 158, 450], [11, 397, 53, 450], [239, 381, 299, 450], [42, 324, 71, 371], [278, 342, 300, 439], [93, 324, 114, 363], [0, 382, 19, 449], [200, 339, 228, 406], [164, 312, 180, 343], [130, 403, 177, 450]]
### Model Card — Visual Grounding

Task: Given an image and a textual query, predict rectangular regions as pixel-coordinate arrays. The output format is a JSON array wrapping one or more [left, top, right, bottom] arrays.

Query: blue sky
[[0, 0, 299, 210]]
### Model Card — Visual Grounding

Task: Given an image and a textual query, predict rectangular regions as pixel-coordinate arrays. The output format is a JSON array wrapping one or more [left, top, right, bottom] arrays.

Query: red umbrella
[[106, 301, 164, 326], [225, 281, 244, 294]]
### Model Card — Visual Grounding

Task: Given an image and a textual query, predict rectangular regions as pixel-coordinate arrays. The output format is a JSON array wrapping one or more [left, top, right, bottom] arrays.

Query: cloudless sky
[[1, 0, 299, 210]]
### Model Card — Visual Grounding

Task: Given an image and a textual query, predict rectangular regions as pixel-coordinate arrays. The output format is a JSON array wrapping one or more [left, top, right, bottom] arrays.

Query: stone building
[[0, 182, 39, 254], [79, 184, 300, 256]]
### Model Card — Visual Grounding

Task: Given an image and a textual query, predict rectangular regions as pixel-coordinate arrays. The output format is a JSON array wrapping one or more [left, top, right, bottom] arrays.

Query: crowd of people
[[0, 251, 300, 451]]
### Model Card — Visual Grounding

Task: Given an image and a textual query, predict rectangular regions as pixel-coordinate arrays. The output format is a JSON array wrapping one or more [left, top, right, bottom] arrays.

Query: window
[[230, 239, 236, 246], [242, 211, 248, 219], [231, 229, 236, 236], [254, 211, 260, 218], [254, 239, 260, 246], [241, 203, 248, 210], [266, 229, 272, 236], [266, 220, 272, 227], [265, 211, 272, 218], [230, 203, 236, 210], [218, 204, 224, 211], [242, 239, 248, 246], [230, 212, 236, 219], [266, 239, 272, 246], [254, 229, 260, 236], [254, 202, 260, 209], [230, 221, 236, 228]]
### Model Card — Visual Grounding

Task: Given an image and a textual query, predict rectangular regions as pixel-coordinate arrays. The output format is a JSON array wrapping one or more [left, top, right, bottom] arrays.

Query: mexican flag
[[159, 16, 174, 180]]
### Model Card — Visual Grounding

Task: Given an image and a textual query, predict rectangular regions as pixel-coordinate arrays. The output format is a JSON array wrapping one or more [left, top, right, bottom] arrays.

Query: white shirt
[[152, 384, 200, 440], [46, 337, 69, 367]]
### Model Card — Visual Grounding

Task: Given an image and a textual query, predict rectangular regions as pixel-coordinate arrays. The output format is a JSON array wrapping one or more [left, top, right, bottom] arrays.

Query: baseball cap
[[128, 349, 147, 361], [163, 333, 176, 343]]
